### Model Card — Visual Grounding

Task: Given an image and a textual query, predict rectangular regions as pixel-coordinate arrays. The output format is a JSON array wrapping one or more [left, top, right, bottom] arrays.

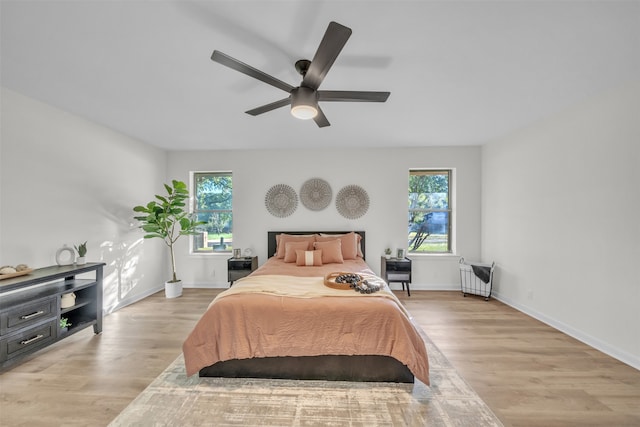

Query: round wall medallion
[[300, 178, 332, 211], [335, 185, 370, 219], [55, 244, 75, 266], [265, 184, 298, 217]]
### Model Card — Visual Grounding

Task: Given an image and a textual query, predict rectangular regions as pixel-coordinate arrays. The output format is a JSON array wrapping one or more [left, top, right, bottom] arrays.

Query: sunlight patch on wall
[[101, 238, 144, 314]]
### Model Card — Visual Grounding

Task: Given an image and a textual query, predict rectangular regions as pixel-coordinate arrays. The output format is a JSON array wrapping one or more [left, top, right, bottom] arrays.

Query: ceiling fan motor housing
[[291, 86, 318, 119]]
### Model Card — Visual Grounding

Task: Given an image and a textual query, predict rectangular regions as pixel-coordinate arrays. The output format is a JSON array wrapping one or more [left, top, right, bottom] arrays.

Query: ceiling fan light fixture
[[290, 87, 318, 120], [291, 104, 318, 120]]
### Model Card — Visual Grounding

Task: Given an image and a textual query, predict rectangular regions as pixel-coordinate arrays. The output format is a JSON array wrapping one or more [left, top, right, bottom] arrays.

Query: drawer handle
[[20, 310, 45, 320], [20, 334, 44, 345]]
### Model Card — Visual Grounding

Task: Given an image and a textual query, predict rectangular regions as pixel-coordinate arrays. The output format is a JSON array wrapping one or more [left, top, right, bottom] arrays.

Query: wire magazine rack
[[459, 257, 496, 301]]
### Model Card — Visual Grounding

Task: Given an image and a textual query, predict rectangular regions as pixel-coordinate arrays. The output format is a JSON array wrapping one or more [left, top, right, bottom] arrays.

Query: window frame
[[191, 171, 233, 255], [408, 169, 453, 255]]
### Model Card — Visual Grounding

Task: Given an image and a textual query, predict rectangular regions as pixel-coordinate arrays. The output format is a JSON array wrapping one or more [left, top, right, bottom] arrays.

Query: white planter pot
[[165, 280, 183, 298], [61, 292, 76, 308], [76, 256, 86, 265]]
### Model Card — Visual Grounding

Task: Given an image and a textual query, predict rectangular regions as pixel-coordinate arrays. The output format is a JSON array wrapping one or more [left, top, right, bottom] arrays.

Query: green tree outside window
[[193, 172, 233, 252], [408, 170, 452, 253]]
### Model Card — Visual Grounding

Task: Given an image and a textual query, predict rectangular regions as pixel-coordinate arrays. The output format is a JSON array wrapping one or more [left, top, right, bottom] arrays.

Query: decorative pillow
[[316, 232, 362, 259], [283, 241, 311, 263], [275, 234, 316, 258], [296, 249, 323, 266], [313, 239, 344, 264]]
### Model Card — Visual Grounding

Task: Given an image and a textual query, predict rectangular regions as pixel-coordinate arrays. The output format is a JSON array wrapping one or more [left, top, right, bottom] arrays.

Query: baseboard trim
[[493, 291, 640, 371], [387, 283, 460, 292], [184, 282, 227, 289]]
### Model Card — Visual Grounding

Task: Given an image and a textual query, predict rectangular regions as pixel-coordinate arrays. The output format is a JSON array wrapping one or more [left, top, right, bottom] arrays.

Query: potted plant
[[60, 317, 72, 332], [384, 248, 392, 259], [74, 241, 87, 265], [133, 180, 204, 298]]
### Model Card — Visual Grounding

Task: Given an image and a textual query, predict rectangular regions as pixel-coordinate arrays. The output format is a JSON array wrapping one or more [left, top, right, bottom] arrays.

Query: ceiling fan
[[211, 21, 390, 128]]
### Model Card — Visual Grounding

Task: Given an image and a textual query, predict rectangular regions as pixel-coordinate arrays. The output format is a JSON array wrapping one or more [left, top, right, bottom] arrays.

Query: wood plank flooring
[[1, 289, 638, 426]]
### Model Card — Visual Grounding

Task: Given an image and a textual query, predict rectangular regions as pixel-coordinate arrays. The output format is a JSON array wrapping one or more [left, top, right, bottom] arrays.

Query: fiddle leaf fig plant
[[133, 180, 205, 283]]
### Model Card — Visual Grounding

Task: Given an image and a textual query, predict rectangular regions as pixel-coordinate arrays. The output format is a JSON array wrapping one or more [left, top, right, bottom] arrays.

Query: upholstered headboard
[[268, 231, 366, 260]]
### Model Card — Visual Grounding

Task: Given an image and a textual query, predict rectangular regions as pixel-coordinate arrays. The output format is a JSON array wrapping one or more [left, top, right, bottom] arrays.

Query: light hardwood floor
[[1, 289, 638, 426]]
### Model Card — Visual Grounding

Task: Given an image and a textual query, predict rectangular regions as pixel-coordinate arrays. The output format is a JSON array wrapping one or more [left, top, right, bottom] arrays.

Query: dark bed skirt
[[199, 355, 415, 383]]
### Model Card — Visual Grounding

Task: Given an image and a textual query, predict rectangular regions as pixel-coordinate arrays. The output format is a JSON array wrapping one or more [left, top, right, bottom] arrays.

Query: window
[[192, 172, 232, 253], [408, 170, 452, 253]]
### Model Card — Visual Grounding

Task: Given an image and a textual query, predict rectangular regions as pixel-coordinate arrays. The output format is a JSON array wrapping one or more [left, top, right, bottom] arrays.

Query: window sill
[[407, 253, 459, 259], [189, 251, 232, 257]]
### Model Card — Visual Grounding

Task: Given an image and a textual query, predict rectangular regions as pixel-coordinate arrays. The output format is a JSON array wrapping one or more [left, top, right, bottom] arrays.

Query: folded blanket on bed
[[214, 274, 414, 321], [218, 274, 386, 298], [218, 274, 387, 298]]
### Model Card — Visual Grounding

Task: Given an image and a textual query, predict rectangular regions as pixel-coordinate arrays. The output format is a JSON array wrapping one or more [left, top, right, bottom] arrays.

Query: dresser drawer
[[386, 261, 411, 272], [228, 258, 256, 270], [1, 297, 56, 336], [1, 320, 57, 363]]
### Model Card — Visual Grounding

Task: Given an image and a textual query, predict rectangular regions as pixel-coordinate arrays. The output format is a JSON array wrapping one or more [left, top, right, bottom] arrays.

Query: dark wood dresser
[[0, 263, 104, 369]]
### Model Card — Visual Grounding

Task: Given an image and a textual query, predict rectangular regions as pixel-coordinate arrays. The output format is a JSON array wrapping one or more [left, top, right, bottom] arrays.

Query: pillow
[[313, 239, 344, 264], [283, 241, 311, 263], [295, 249, 323, 266], [275, 234, 316, 258], [275, 233, 314, 247], [316, 232, 362, 259]]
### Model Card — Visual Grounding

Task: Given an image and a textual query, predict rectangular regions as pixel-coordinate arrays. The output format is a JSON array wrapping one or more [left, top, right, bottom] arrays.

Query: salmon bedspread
[[182, 258, 430, 385]]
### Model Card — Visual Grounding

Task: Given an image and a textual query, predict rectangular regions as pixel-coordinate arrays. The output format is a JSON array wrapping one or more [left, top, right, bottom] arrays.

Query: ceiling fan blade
[[313, 106, 330, 128], [211, 50, 294, 93], [245, 97, 291, 116], [319, 91, 390, 102], [302, 22, 352, 90]]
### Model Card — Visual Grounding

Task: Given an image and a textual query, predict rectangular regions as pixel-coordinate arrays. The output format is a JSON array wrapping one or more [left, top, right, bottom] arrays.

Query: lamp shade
[[290, 87, 318, 120]]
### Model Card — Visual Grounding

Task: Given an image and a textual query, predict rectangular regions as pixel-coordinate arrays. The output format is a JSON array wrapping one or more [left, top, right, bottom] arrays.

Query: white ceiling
[[1, 1, 638, 151]]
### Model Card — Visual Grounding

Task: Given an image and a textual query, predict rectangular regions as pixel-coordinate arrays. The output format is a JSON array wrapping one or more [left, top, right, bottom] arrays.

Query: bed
[[182, 231, 429, 384]]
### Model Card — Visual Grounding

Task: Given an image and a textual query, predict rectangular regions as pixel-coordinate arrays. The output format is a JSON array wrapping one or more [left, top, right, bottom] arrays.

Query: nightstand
[[227, 256, 258, 286], [381, 256, 412, 296]]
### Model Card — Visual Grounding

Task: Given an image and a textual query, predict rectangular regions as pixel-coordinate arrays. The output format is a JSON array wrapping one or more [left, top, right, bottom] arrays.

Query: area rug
[[109, 332, 502, 427]]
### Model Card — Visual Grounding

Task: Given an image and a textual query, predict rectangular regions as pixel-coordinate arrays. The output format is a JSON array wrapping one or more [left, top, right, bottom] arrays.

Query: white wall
[[0, 89, 168, 313], [1, 88, 481, 309], [168, 146, 481, 290], [481, 82, 640, 369]]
